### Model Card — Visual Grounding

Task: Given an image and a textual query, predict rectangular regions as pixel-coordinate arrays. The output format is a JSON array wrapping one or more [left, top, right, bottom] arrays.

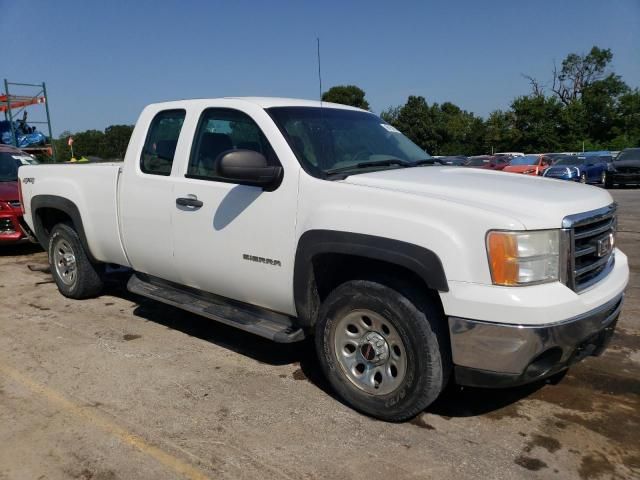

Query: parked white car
[[18, 98, 628, 421], [495, 151, 524, 157]]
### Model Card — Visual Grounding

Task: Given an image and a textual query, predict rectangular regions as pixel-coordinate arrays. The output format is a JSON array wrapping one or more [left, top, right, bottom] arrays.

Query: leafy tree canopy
[[322, 85, 370, 110]]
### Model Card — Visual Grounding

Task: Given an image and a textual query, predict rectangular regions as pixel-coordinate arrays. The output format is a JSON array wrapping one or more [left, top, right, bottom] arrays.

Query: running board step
[[127, 273, 305, 343]]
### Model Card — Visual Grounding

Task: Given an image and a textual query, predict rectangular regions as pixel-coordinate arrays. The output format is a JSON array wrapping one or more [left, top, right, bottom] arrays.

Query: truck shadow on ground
[[0, 243, 42, 256], [104, 276, 550, 419]]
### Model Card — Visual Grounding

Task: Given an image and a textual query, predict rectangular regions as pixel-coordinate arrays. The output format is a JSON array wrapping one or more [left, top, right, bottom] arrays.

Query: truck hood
[[0, 181, 18, 202], [341, 166, 613, 229]]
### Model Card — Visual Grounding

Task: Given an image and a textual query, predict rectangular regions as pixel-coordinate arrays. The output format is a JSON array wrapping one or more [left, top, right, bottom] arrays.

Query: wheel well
[[34, 207, 73, 243], [304, 253, 444, 326]]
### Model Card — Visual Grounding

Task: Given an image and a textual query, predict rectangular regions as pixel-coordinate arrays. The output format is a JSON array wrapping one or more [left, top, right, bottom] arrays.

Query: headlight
[[486, 230, 560, 286]]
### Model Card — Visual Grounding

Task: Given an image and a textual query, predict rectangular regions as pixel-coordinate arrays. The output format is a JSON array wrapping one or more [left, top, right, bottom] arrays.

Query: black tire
[[604, 173, 614, 189], [315, 279, 450, 422], [48, 223, 104, 299]]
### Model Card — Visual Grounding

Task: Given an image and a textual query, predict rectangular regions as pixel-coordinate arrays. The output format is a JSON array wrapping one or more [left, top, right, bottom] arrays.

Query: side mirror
[[215, 150, 283, 190]]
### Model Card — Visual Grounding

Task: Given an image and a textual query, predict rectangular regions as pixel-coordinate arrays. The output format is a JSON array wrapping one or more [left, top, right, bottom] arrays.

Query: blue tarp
[[0, 120, 47, 148]]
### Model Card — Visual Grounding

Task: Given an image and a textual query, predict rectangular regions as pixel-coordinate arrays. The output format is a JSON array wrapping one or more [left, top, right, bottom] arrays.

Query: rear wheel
[[48, 223, 104, 299], [580, 172, 587, 183], [315, 279, 449, 422]]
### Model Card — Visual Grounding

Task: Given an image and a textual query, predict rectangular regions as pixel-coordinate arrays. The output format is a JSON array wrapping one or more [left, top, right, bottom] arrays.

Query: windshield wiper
[[326, 158, 411, 175], [412, 158, 438, 166]]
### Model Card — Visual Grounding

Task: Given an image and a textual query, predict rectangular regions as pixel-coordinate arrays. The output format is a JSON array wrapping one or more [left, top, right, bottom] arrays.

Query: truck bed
[[20, 162, 130, 267]]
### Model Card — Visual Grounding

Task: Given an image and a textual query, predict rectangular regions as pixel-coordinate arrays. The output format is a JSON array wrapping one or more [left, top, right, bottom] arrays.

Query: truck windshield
[[266, 107, 431, 178], [0, 152, 39, 181]]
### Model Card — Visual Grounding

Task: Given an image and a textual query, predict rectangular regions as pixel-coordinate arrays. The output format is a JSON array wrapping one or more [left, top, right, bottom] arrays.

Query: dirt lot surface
[[0, 189, 638, 480]]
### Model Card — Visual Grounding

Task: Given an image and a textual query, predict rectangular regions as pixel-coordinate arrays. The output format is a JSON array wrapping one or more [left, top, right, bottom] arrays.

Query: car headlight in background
[[486, 230, 560, 285]]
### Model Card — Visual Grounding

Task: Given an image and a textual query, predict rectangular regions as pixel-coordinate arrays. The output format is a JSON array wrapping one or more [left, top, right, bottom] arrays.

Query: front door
[[170, 107, 298, 315]]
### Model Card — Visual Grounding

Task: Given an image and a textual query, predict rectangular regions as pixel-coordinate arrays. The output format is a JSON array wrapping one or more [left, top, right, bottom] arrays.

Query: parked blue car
[[543, 152, 612, 184]]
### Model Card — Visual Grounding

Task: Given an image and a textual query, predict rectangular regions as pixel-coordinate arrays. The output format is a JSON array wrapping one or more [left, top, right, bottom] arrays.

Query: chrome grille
[[562, 205, 616, 292]]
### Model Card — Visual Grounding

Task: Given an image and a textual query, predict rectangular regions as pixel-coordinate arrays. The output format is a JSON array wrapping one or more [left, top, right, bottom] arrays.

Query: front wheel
[[48, 223, 104, 299], [315, 280, 450, 422]]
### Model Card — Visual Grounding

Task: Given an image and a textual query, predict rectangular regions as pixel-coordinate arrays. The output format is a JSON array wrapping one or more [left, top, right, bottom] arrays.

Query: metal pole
[[4, 79, 17, 147], [42, 82, 56, 161]]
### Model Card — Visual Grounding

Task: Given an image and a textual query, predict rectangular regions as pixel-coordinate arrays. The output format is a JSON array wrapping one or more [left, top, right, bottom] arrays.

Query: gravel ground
[[0, 189, 638, 480]]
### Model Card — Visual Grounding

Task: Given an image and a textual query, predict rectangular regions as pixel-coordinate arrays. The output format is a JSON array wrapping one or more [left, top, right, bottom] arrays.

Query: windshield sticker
[[380, 123, 401, 134], [12, 155, 38, 165]]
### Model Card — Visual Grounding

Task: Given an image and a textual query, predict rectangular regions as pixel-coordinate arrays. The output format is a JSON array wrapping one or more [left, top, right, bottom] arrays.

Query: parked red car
[[463, 155, 509, 170], [503, 154, 553, 176], [0, 144, 38, 244]]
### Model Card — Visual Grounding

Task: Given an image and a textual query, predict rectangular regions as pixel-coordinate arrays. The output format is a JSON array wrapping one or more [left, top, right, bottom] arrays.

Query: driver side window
[[187, 108, 278, 181]]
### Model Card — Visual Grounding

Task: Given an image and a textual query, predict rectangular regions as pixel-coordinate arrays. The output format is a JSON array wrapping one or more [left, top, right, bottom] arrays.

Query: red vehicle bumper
[[0, 208, 27, 244]]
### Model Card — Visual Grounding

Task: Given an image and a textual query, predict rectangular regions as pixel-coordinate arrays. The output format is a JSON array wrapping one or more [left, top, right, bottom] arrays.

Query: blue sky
[[1, 0, 639, 135]]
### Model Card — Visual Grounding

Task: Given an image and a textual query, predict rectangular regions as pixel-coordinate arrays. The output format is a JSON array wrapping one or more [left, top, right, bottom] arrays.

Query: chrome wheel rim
[[601, 172, 607, 184], [332, 309, 407, 395], [53, 238, 77, 286], [580, 173, 587, 183]]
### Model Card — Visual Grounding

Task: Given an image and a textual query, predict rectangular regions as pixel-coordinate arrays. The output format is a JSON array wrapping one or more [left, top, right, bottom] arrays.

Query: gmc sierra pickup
[[19, 98, 629, 421]]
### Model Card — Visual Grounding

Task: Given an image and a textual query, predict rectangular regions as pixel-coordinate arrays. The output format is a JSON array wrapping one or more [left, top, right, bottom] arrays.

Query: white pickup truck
[[19, 98, 628, 421]]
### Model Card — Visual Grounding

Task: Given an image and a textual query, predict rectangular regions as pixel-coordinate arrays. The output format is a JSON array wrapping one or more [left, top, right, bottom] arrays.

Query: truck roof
[[145, 97, 369, 112]]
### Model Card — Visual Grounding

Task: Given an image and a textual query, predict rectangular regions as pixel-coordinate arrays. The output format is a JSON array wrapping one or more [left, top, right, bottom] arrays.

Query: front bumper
[[611, 172, 640, 185], [0, 211, 32, 245], [449, 293, 623, 388], [0, 212, 25, 243]]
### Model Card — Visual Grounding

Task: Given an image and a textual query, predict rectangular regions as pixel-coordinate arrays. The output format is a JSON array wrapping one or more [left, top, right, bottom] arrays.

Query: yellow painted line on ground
[[0, 362, 212, 480]]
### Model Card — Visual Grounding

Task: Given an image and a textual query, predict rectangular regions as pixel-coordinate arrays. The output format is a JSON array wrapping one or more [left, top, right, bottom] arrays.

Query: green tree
[[551, 46, 614, 105], [380, 105, 401, 124], [580, 75, 629, 144], [431, 102, 485, 155], [51, 124, 134, 162], [103, 125, 134, 159], [322, 85, 370, 110], [510, 94, 563, 152], [388, 96, 439, 153], [484, 110, 515, 153], [610, 88, 640, 148], [73, 129, 105, 158], [516, 45, 636, 151]]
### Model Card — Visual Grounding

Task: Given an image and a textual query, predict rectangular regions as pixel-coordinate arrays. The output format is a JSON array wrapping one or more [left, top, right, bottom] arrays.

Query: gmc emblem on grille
[[596, 233, 614, 258]]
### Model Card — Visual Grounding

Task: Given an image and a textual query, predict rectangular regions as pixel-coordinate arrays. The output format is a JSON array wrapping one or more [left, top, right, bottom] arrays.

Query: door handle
[[176, 196, 203, 208]]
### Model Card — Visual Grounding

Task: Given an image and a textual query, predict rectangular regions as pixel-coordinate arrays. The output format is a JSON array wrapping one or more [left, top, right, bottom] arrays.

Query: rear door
[[119, 108, 187, 282], [169, 106, 298, 315]]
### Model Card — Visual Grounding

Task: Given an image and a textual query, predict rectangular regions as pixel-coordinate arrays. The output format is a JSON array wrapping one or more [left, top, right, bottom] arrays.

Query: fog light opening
[[524, 347, 563, 379]]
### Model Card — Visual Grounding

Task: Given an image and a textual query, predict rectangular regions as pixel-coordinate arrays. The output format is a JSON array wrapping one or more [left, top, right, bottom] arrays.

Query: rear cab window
[[140, 109, 186, 175]]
